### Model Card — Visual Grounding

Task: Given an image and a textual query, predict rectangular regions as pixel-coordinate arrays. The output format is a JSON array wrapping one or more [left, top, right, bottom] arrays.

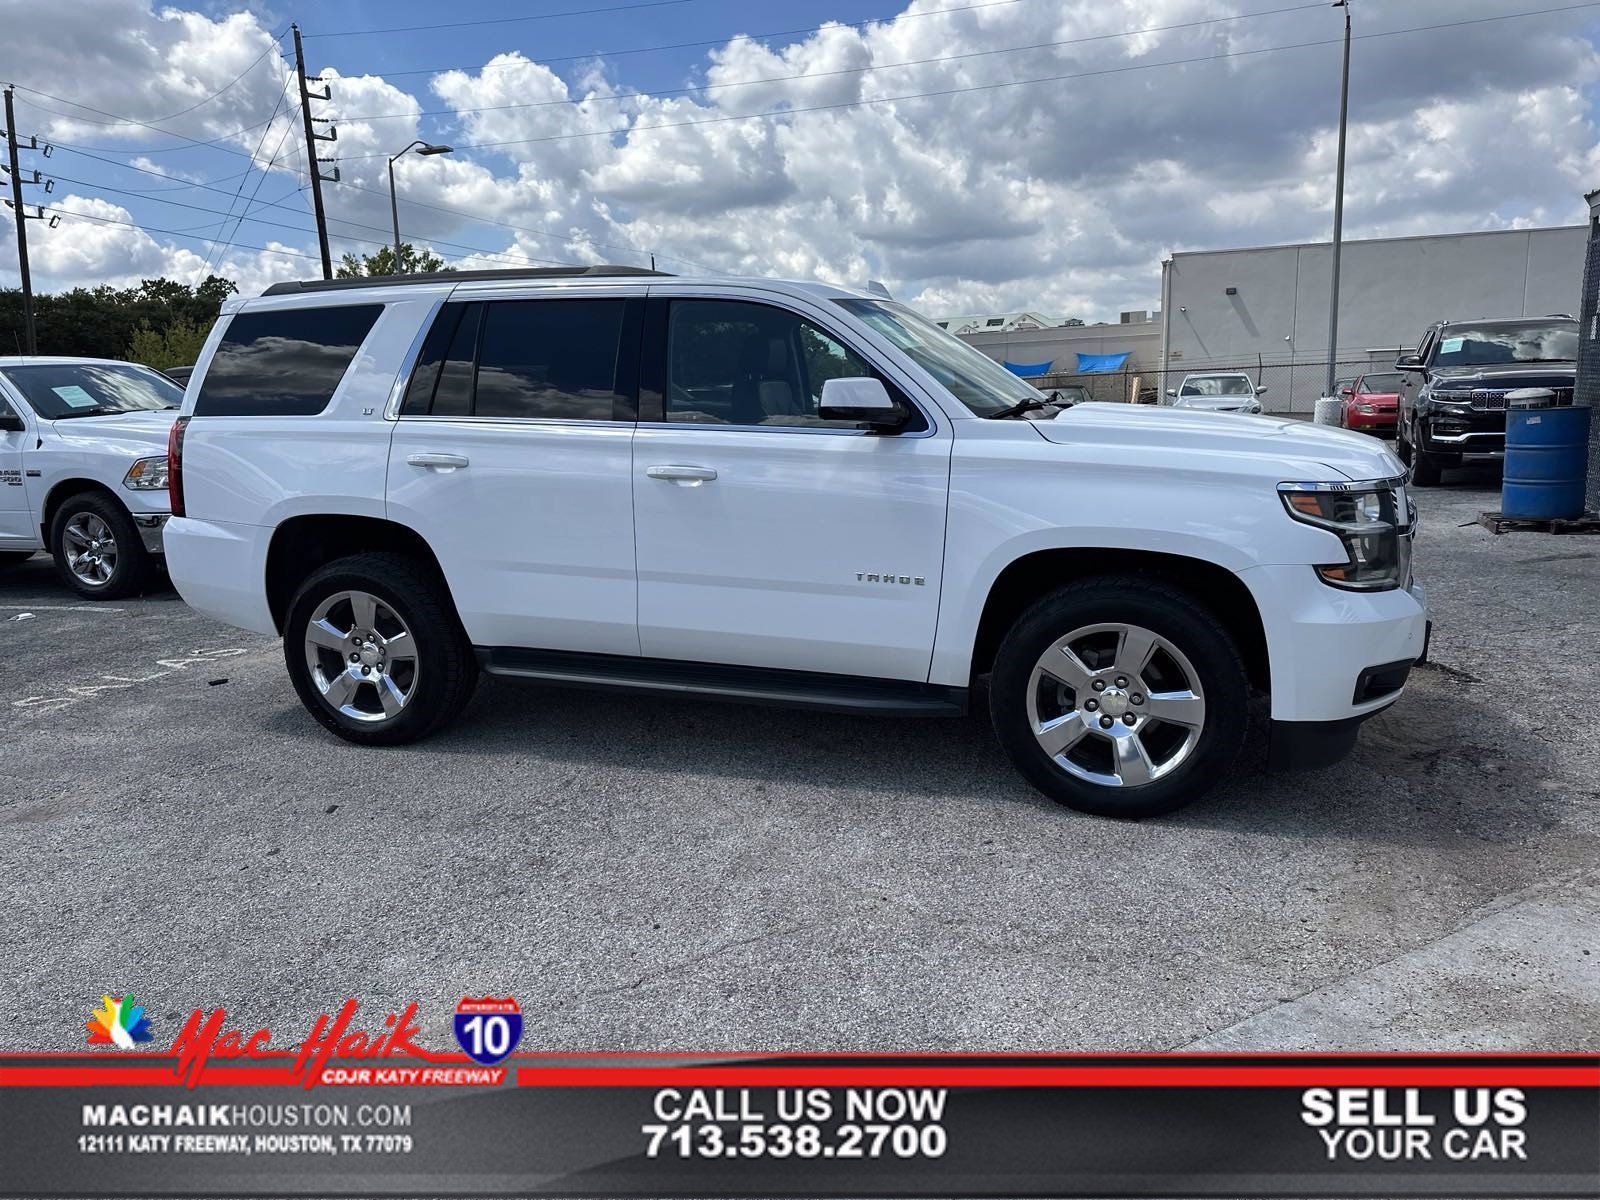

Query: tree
[[0, 275, 237, 360], [127, 316, 213, 369], [336, 243, 448, 277]]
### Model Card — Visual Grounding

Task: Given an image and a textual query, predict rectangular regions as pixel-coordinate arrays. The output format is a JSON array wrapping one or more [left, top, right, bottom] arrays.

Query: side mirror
[[1395, 354, 1425, 372], [819, 377, 907, 431], [0, 409, 24, 433], [1255, 385, 1269, 395], [1164, 388, 1177, 398]]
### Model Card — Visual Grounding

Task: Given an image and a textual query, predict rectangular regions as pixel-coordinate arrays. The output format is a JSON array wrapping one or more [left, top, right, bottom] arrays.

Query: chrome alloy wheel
[[1025, 622, 1206, 789], [61, 512, 118, 586], [302, 590, 419, 723]]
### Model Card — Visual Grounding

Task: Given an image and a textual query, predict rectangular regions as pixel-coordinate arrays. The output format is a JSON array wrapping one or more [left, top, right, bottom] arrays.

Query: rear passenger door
[[386, 289, 644, 656]]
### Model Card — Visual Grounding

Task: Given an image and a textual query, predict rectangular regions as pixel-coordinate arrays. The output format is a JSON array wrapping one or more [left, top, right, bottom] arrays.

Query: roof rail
[[261, 265, 670, 296]]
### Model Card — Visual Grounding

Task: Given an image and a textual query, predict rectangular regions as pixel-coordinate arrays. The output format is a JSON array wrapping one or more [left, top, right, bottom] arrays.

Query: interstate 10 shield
[[453, 997, 523, 1065]]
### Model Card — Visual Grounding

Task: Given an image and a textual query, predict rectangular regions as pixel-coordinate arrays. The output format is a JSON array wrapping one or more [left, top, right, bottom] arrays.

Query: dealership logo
[[453, 997, 522, 1065], [87, 995, 154, 1048]]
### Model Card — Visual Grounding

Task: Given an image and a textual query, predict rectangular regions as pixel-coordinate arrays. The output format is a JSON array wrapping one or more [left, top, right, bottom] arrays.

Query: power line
[[43, 174, 577, 270], [351, 0, 1038, 79], [16, 0, 1051, 157], [202, 74, 297, 275], [335, 2, 1327, 125], [336, 1, 1600, 158], [36, 204, 327, 263], [305, 0, 703, 39], [38, 198, 576, 273], [8, 74, 285, 158], [9, 37, 285, 130]]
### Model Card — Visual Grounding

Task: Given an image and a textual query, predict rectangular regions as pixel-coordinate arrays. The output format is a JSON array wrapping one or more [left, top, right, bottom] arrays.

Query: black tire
[[988, 577, 1249, 819], [1409, 447, 1443, 487], [48, 491, 154, 600], [0, 551, 35, 568], [283, 552, 477, 745]]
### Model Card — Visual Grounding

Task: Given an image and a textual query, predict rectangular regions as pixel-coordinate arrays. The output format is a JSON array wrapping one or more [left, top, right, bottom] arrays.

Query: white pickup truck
[[0, 356, 179, 598], [163, 268, 1428, 817]]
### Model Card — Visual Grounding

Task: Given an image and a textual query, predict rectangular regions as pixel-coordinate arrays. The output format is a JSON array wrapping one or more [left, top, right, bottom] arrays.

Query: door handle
[[407, 452, 470, 471], [646, 464, 717, 484]]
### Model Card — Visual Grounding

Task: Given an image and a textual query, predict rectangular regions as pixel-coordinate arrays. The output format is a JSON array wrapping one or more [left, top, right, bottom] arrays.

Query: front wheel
[[283, 552, 478, 745], [49, 492, 154, 599], [989, 578, 1249, 818]]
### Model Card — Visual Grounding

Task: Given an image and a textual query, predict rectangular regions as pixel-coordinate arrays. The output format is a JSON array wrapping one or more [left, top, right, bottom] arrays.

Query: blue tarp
[[1076, 352, 1132, 374], [1003, 359, 1054, 377]]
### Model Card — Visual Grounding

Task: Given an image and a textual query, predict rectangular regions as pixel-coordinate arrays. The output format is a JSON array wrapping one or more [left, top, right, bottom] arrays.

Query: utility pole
[[1325, 0, 1352, 398], [3, 86, 54, 355], [291, 25, 338, 279]]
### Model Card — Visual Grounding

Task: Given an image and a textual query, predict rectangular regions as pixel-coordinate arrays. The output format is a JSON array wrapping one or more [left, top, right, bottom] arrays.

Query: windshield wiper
[[985, 395, 1059, 420]]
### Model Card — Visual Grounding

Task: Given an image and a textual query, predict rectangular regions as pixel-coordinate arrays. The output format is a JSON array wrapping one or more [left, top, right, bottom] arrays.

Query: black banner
[[2, 1053, 1596, 1197]]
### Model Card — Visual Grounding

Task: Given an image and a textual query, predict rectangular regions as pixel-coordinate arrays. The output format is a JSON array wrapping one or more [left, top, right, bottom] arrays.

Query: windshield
[[1181, 374, 1253, 396], [1432, 320, 1578, 367], [834, 298, 1042, 415], [1359, 373, 1402, 394], [1, 362, 183, 420]]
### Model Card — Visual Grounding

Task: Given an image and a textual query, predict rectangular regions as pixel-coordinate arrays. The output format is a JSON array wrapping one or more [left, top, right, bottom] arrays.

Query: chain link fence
[[1029, 358, 1398, 415]]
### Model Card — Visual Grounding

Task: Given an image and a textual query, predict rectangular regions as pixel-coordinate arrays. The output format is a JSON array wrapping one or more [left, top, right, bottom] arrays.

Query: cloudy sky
[[2, 0, 1598, 321]]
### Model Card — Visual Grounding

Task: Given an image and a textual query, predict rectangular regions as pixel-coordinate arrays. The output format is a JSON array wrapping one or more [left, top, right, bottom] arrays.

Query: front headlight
[[123, 456, 169, 490], [1278, 480, 1412, 591]]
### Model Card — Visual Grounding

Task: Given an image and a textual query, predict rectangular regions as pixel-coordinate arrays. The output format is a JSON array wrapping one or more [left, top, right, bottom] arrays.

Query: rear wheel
[[989, 578, 1249, 818], [284, 552, 477, 745], [49, 492, 153, 600]]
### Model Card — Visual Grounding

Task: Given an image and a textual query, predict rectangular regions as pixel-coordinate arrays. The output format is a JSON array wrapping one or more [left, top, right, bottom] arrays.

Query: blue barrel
[[1502, 404, 1592, 520]]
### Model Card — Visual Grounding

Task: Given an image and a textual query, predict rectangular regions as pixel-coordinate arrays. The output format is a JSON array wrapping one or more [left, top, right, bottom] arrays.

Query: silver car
[[1166, 372, 1267, 414]]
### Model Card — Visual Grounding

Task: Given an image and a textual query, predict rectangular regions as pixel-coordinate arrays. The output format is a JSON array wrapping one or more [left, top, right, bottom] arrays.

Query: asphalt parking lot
[[3, 471, 1597, 1053]]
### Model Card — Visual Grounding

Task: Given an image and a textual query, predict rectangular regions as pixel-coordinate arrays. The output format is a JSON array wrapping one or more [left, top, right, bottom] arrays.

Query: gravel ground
[[2, 470, 1596, 1053]]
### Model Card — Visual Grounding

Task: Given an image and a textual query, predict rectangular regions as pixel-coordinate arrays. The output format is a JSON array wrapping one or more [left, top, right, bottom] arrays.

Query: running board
[[476, 648, 967, 717]]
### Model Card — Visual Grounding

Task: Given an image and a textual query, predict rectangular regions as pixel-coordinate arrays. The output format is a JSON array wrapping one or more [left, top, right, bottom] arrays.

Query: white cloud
[[5, 0, 1598, 320]]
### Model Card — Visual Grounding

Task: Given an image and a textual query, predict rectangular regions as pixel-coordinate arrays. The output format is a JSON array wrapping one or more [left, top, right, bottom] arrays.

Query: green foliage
[[127, 316, 213, 370], [0, 275, 238, 362], [336, 243, 449, 277]]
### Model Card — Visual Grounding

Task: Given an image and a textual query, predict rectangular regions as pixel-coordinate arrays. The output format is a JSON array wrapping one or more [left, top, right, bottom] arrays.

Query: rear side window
[[195, 304, 382, 417], [400, 298, 632, 421], [475, 299, 627, 421]]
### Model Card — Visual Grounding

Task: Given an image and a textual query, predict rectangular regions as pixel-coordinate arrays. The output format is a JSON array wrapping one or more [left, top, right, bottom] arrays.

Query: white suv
[[0, 356, 179, 598], [164, 268, 1428, 817]]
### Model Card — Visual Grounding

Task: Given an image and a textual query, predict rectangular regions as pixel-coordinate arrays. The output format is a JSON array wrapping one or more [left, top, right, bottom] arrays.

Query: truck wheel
[[1409, 448, 1443, 487], [284, 552, 477, 746], [48, 492, 154, 600], [989, 578, 1248, 818]]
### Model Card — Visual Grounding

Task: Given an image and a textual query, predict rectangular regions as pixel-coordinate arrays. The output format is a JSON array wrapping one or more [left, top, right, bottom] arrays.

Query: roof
[[1167, 222, 1586, 262], [261, 264, 666, 295], [238, 268, 884, 309]]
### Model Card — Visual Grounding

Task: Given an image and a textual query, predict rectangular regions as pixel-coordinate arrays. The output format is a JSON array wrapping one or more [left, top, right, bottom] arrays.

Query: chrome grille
[[1469, 390, 1508, 411]]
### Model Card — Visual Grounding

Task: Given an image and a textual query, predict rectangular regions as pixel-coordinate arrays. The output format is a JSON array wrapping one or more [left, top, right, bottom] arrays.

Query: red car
[[1339, 371, 1402, 435]]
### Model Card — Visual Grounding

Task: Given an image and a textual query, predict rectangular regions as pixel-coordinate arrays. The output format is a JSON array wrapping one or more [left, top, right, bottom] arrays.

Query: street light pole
[[1326, 0, 1352, 398], [386, 140, 453, 274]]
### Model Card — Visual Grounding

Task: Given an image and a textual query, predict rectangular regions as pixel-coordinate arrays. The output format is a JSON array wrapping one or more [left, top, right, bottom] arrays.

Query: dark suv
[[1395, 316, 1577, 486]]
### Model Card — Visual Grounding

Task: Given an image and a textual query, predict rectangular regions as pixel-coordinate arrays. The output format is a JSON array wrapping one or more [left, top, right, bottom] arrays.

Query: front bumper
[[1345, 409, 1396, 433], [1237, 567, 1429, 724], [1420, 411, 1505, 459], [131, 512, 169, 555]]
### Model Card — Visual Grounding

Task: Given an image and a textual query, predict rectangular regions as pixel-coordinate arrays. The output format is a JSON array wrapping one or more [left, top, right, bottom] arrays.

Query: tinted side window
[[400, 302, 481, 417], [196, 304, 382, 417], [665, 299, 905, 429], [473, 299, 626, 421]]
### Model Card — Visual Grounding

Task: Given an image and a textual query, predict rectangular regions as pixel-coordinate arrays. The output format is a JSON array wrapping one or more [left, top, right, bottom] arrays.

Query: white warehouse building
[[1158, 225, 1587, 412]]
